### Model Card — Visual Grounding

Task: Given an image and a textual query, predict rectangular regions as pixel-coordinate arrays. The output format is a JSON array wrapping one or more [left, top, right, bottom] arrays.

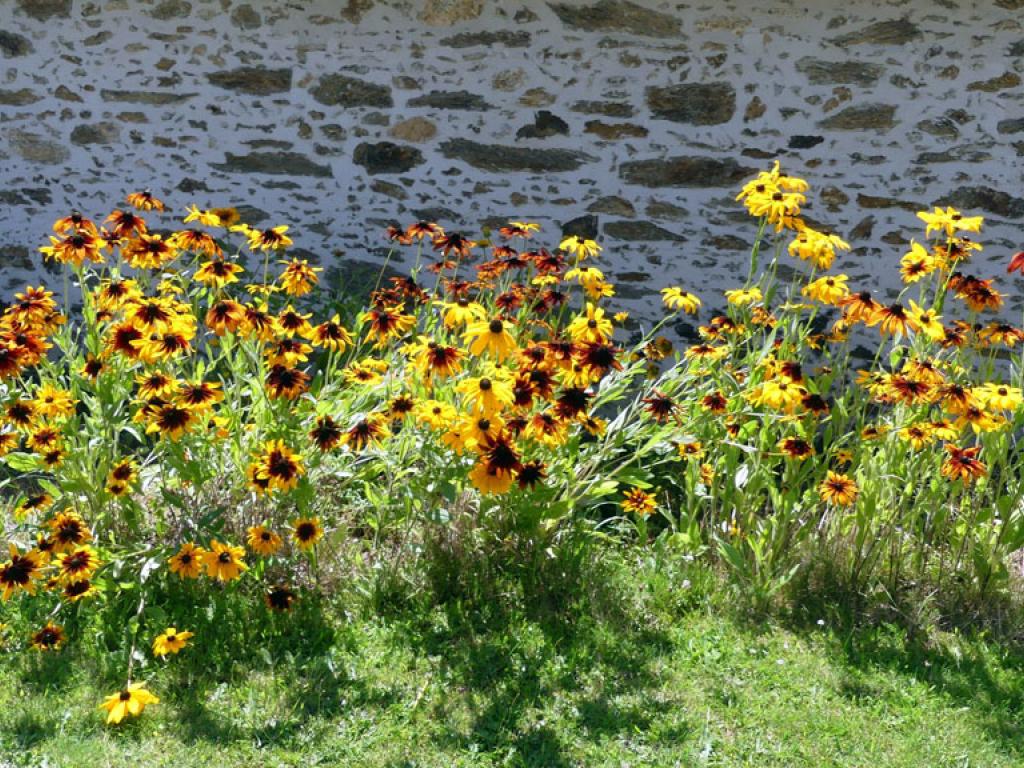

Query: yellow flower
[[916, 206, 983, 237], [246, 525, 283, 556], [622, 487, 656, 516], [415, 400, 457, 430], [677, 441, 705, 460], [468, 460, 516, 495], [583, 280, 615, 300], [291, 517, 324, 550], [464, 317, 518, 361], [818, 472, 858, 506], [57, 545, 101, 584], [436, 298, 486, 329], [559, 235, 602, 261], [278, 258, 322, 296], [898, 423, 935, 450], [250, 440, 305, 493], [194, 259, 244, 287], [201, 540, 247, 582], [183, 205, 223, 227], [99, 683, 159, 725], [661, 287, 701, 314], [975, 382, 1022, 411], [33, 385, 76, 420], [801, 274, 849, 306], [169, 543, 204, 579], [152, 627, 193, 657], [900, 240, 938, 283], [566, 302, 613, 344], [456, 370, 515, 416], [724, 287, 762, 306], [0, 544, 43, 601], [906, 300, 944, 341], [564, 264, 605, 287], [233, 223, 293, 251], [788, 227, 850, 270]]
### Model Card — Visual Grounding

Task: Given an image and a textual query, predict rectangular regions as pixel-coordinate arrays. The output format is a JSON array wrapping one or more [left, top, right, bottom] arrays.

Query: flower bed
[[1, 163, 1022, 723]]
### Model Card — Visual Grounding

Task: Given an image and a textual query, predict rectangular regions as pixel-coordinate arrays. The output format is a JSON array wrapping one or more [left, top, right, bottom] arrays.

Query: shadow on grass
[[767, 576, 1024, 757], [385, 561, 680, 767], [830, 625, 1024, 755]]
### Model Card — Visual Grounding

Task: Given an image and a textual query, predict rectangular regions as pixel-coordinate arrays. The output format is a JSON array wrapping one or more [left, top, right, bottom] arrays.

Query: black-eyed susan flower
[[126, 189, 165, 211], [178, 380, 223, 411], [414, 400, 457, 430], [566, 302, 613, 344], [266, 586, 297, 612], [202, 540, 247, 582], [310, 415, 343, 452], [277, 306, 313, 337], [57, 545, 101, 584], [39, 232, 108, 266], [661, 286, 701, 314], [122, 233, 179, 270], [0, 544, 43, 600], [818, 472, 858, 506], [457, 370, 515, 416], [677, 441, 705, 460], [464, 316, 518, 361], [802, 274, 849, 306], [106, 458, 138, 497], [183, 204, 223, 227], [622, 487, 657, 516], [152, 627, 193, 657], [278, 258, 321, 295], [171, 229, 222, 257], [47, 509, 91, 553], [145, 403, 196, 440], [62, 579, 98, 602], [246, 525, 283, 556], [469, 459, 516, 495], [642, 391, 677, 423], [99, 683, 159, 724], [232, 223, 292, 252], [305, 314, 353, 351], [205, 298, 246, 335], [168, 542, 204, 579], [194, 258, 243, 287], [30, 621, 65, 651], [558, 234, 602, 262], [251, 440, 305, 493], [724, 287, 762, 307], [33, 385, 75, 420], [778, 436, 814, 460], [359, 305, 415, 346], [265, 365, 309, 400], [941, 444, 986, 484], [413, 339, 462, 380], [13, 492, 51, 521], [976, 383, 1022, 412], [53, 210, 98, 236], [291, 517, 323, 550], [917, 206, 983, 237], [341, 413, 391, 451], [906, 300, 944, 341], [787, 227, 849, 269]]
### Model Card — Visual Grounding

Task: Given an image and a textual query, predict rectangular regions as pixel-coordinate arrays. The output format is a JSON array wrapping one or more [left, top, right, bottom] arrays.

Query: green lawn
[[2, 593, 1022, 768]]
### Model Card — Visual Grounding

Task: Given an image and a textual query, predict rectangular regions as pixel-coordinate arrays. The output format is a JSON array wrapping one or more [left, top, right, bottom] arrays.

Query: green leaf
[[2, 452, 40, 472]]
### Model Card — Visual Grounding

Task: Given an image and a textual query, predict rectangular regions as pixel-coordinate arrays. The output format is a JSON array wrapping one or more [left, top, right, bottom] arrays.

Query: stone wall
[[1, 0, 1022, 319]]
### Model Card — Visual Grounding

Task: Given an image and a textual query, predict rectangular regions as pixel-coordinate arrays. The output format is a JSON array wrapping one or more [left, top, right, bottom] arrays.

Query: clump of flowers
[[0, 167, 1022, 719]]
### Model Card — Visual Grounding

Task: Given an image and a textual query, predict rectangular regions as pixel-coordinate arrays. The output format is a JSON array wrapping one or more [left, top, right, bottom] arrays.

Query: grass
[[1, 556, 1022, 768]]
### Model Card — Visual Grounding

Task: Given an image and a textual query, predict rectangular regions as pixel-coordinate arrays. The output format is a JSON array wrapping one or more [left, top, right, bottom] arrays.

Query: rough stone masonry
[[0, 0, 1022, 322]]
